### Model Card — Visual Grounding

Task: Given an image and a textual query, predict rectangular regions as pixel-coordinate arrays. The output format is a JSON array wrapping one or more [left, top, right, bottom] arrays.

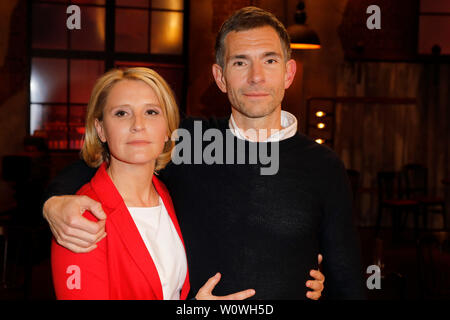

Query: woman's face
[[95, 79, 168, 167]]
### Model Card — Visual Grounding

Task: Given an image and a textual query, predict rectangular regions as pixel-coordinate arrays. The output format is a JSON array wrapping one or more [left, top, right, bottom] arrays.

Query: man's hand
[[196, 273, 255, 300], [43, 195, 107, 253], [306, 254, 325, 300]]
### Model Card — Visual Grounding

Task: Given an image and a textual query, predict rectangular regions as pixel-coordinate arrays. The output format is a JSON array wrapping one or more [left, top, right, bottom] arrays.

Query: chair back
[[402, 164, 427, 199], [377, 171, 403, 203]]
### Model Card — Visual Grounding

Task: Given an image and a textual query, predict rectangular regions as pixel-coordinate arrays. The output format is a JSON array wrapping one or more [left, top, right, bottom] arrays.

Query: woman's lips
[[127, 140, 151, 145]]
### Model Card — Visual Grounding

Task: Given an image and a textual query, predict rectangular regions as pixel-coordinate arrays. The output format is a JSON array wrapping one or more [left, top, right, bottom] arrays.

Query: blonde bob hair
[[81, 67, 180, 171]]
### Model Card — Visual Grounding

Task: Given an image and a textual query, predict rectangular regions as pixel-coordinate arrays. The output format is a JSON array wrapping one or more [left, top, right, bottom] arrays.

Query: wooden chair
[[402, 164, 447, 230], [376, 171, 420, 240]]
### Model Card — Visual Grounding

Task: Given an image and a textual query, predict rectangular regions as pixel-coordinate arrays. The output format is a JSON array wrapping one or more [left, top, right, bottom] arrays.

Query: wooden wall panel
[[335, 62, 449, 228]]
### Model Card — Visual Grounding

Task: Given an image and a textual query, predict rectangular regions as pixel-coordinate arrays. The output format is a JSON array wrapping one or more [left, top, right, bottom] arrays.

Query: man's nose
[[248, 62, 265, 85]]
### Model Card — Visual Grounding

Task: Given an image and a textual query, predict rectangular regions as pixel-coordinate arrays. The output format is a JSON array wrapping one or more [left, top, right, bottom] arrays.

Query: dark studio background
[[0, 0, 449, 300]]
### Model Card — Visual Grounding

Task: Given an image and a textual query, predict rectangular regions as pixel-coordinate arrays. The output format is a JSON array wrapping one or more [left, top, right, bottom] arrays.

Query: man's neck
[[231, 107, 282, 141]]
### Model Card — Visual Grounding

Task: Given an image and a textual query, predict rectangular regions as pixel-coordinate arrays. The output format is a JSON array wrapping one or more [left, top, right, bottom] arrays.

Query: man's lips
[[243, 92, 270, 97]]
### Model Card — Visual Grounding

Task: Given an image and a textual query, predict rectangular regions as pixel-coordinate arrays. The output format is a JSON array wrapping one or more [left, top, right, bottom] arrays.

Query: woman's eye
[[115, 110, 127, 117], [146, 109, 159, 115]]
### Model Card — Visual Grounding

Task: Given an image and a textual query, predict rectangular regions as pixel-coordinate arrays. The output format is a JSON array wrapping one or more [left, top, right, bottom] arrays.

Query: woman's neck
[[107, 159, 159, 207]]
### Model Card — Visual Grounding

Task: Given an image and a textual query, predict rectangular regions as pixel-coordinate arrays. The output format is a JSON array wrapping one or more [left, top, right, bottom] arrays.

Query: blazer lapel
[[152, 175, 186, 249], [91, 164, 164, 300], [153, 175, 190, 299]]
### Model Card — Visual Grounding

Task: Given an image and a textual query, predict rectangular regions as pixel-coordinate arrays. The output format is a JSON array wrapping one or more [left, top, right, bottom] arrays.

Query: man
[[43, 7, 365, 299]]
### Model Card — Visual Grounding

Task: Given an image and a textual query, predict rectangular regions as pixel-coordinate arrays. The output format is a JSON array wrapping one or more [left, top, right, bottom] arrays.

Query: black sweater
[[44, 117, 366, 300]]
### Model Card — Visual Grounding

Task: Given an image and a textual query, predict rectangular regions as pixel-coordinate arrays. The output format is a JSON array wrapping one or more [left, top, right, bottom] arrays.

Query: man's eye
[[266, 59, 278, 64], [115, 110, 127, 117], [146, 109, 159, 115], [233, 61, 245, 66]]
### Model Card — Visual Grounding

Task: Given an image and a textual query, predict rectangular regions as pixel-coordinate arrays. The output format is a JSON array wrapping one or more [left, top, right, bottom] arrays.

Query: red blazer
[[51, 163, 190, 300]]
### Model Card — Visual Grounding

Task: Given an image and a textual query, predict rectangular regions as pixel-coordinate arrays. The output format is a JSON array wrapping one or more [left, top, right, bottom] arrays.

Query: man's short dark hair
[[214, 6, 292, 68]]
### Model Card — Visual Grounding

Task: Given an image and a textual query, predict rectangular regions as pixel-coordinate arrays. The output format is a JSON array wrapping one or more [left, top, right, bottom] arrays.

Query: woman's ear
[[94, 118, 107, 143]]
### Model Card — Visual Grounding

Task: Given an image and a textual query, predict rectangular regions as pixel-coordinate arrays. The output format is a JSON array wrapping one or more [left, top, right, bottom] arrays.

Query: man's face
[[213, 26, 296, 119]]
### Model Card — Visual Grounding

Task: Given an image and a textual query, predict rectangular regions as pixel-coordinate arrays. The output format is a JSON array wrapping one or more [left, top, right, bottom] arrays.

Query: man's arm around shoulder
[[43, 160, 106, 253]]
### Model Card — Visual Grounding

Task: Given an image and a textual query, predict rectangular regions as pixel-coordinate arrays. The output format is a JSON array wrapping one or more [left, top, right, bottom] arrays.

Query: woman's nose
[[131, 115, 145, 132]]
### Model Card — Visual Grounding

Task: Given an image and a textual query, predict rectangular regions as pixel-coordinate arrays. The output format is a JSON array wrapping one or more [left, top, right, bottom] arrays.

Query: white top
[[228, 110, 298, 142], [128, 197, 187, 300]]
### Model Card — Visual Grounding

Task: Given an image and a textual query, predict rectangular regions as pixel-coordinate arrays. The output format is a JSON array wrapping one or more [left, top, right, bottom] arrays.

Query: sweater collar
[[228, 110, 298, 142]]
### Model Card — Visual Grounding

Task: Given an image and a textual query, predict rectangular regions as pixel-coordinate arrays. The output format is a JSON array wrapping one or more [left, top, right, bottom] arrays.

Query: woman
[[51, 67, 257, 300], [51, 67, 324, 300]]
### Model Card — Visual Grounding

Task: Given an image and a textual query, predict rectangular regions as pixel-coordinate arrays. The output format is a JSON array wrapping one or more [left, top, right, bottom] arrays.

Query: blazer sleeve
[[51, 210, 109, 300]]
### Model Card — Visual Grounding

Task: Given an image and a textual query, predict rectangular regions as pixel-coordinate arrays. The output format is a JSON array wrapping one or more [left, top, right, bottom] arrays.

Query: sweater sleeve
[[42, 160, 97, 205], [51, 210, 109, 299], [319, 157, 367, 299]]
